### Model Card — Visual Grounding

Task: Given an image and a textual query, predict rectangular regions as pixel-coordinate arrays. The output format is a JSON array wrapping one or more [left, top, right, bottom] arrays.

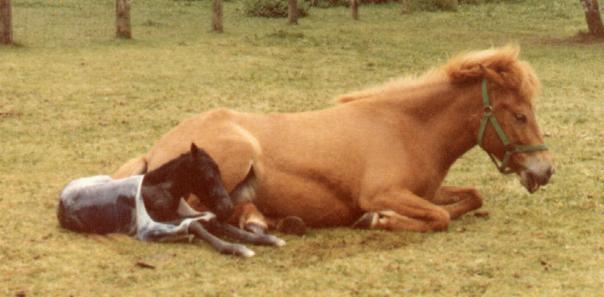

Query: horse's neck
[[370, 82, 483, 171]]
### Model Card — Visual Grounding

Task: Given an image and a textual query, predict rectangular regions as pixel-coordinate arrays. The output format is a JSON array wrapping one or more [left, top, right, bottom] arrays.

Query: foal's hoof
[[225, 244, 255, 258], [244, 222, 267, 235], [268, 235, 287, 247], [276, 216, 306, 236], [352, 212, 378, 229]]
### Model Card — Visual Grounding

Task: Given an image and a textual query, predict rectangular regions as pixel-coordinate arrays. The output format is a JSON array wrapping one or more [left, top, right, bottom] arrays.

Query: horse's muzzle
[[519, 155, 555, 193]]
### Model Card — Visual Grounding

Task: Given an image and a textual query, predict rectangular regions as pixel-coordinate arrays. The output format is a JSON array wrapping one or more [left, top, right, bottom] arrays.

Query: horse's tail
[[113, 155, 148, 178]]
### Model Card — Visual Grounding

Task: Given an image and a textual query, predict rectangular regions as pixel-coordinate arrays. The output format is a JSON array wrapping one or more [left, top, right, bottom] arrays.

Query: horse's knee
[[429, 208, 450, 231], [467, 188, 484, 209]]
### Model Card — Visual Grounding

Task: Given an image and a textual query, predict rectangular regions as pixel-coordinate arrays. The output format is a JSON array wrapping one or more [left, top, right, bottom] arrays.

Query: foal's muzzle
[[213, 197, 235, 222]]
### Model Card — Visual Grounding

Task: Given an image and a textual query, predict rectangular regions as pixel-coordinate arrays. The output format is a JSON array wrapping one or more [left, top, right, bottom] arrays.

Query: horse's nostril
[[546, 166, 555, 179]]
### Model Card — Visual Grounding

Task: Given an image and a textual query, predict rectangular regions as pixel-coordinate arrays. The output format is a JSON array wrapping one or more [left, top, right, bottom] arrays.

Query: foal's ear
[[190, 142, 200, 155]]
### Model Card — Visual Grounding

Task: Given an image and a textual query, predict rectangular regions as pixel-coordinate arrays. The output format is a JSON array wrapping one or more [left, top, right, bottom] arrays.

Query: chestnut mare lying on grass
[[114, 45, 554, 234]]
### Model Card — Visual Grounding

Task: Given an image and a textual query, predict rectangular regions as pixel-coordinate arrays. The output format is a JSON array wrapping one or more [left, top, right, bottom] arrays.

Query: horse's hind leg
[[432, 186, 483, 219], [210, 126, 271, 235], [230, 201, 269, 235]]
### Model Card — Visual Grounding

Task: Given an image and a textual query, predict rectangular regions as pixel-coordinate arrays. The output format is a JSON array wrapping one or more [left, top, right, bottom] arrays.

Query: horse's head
[[447, 45, 555, 193], [187, 143, 234, 221]]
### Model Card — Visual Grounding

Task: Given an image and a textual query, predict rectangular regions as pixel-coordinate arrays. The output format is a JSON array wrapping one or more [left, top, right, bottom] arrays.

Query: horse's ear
[[448, 64, 484, 84], [480, 65, 506, 86]]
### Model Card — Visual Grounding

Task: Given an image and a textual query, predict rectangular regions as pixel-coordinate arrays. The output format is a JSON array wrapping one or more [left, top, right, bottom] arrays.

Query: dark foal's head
[[143, 143, 234, 221]]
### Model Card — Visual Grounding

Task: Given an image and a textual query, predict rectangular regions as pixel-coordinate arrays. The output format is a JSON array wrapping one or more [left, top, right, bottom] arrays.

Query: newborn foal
[[58, 143, 284, 257]]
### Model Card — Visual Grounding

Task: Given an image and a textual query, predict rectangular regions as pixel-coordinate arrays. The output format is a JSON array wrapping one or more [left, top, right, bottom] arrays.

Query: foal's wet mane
[[336, 45, 540, 105]]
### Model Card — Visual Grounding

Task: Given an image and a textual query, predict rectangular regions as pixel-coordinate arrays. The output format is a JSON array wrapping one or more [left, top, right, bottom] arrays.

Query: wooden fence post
[[212, 0, 223, 32], [288, 0, 298, 25], [116, 0, 132, 39], [0, 0, 12, 45], [401, 0, 411, 14], [351, 0, 359, 20], [581, 0, 604, 36]]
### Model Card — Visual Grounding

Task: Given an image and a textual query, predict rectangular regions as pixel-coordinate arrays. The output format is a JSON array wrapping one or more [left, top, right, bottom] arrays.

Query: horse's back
[[58, 175, 141, 235]]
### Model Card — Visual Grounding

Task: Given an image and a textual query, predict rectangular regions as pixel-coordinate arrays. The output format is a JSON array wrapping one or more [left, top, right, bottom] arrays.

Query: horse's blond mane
[[336, 44, 540, 104]]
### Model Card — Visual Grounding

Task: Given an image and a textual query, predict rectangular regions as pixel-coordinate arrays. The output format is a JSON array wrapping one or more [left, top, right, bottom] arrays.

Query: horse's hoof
[[352, 212, 378, 229], [244, 222, 267, 235], [276, 216, 306, 236]]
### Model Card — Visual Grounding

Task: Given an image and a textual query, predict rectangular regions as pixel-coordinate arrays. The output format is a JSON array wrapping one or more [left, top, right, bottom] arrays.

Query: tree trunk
[[288, 0, 298, 25], [116, 0, 132, 39], [437, 0, 458, 11], [581, 0, 604, 36], [0, 0, 12, 45], [401, 0, 411, 14], [212, 0, 223, 32], [310, 0, 318, 7], [351, 0, 358, 20]]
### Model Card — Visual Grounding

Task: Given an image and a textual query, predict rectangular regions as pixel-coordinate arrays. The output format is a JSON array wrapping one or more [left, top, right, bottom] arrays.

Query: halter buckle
[[483, 105, 493, 115]]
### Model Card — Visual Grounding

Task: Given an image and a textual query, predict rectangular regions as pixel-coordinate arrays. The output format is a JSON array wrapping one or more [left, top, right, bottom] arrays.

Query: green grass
[[1, 0, 603, 296]]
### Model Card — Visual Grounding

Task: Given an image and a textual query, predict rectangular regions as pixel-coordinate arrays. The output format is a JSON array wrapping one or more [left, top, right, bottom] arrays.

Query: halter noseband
[[477, 78, 548, 174]]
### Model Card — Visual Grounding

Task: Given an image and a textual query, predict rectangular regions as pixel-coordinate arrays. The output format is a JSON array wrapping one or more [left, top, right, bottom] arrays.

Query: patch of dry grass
[[1, 0, 603, 296]]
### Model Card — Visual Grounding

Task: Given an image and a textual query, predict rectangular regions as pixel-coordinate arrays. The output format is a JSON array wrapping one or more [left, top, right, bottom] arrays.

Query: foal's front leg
[[432, 186, 483, 219], [187, 220, 256, 257], [205, 220, 286, 247], [355, 189, 450, 232]]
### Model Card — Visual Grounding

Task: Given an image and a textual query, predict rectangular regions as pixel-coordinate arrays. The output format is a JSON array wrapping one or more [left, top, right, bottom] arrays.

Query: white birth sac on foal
[[58, 175, 214, 242]]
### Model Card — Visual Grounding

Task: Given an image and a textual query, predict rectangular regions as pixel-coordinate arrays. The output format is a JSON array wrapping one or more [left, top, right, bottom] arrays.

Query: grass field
[[1, 0, 603, 296]]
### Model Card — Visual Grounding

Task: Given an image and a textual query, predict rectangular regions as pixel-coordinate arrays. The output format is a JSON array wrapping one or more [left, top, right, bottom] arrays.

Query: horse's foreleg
[[433, 186, 483, 219], [356, 190, 450, 232]]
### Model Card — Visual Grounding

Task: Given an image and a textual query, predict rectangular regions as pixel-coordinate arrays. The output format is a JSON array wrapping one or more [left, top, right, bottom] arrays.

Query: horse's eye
[[514, 113, 527, 123]]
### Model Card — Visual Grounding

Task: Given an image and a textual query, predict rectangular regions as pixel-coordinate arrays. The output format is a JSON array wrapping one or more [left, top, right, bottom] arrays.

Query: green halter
[[477, 78, 548, 174]]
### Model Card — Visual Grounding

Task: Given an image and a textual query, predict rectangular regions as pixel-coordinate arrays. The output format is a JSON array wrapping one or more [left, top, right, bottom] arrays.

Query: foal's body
[[115, 46, 554, 232], [58, 175, 215, 241], [58, 175, 142, 235], [59, 144, 283, 256]]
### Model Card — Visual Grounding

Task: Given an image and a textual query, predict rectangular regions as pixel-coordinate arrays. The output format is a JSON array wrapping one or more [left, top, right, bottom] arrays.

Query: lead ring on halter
[[477, 78, 548, 174]]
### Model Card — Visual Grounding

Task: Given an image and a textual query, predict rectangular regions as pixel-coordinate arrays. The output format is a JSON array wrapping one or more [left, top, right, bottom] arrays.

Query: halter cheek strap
[[477, 78, 548, 174]]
